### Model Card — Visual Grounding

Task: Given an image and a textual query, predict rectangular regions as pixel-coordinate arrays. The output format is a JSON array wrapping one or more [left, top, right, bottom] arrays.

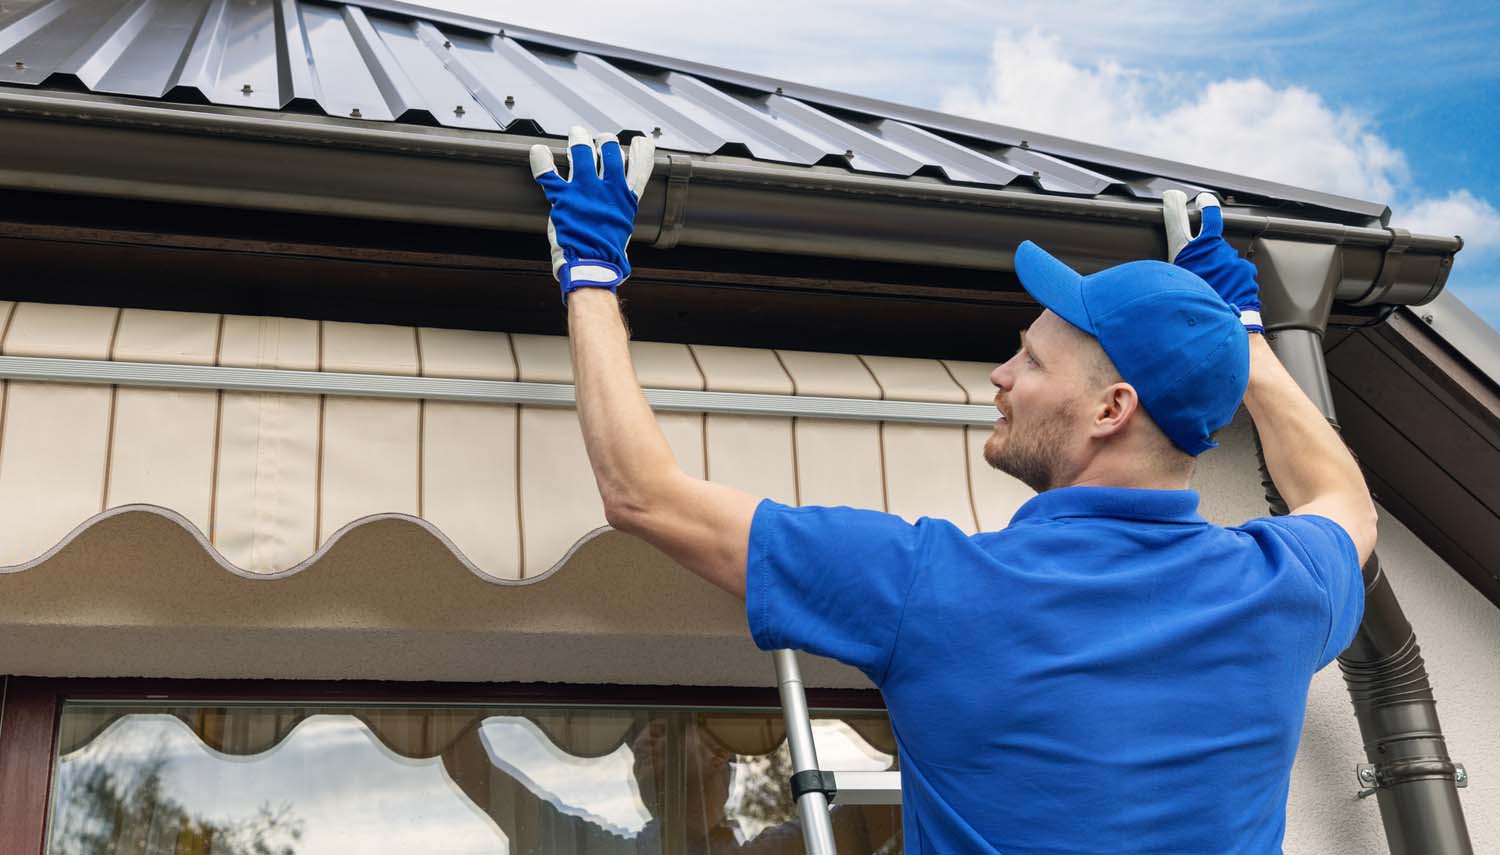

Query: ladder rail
[[773, 649, 839, 855]]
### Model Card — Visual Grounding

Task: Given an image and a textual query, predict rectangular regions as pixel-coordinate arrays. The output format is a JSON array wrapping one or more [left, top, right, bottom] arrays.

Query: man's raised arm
[[1239, 334, 1377, 563], [1165, 191, 1378, 564], [531, 127, 760, 597]]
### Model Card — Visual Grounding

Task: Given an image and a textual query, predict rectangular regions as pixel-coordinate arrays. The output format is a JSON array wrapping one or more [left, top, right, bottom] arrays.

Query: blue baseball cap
[[1014, 240, 1248, 456]]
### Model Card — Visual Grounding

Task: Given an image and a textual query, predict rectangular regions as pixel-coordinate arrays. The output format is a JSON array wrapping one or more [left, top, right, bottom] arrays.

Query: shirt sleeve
[[1254, 514, 1366, 670], [745, 499, 930, 683]]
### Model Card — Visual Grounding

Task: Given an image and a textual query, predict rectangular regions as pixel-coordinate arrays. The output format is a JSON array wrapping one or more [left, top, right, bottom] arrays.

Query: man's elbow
[[600, 471, 675, 535], [602, 493, 648, 534]]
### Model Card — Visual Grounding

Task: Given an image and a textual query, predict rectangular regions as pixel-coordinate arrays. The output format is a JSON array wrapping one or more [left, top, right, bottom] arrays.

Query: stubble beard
[[984, 405, 1074, 494]]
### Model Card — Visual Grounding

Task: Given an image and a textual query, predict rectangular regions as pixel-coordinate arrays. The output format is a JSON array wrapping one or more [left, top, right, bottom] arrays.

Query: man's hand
[[1162, 190, 1264, 333], [530, 125, 655, 301]]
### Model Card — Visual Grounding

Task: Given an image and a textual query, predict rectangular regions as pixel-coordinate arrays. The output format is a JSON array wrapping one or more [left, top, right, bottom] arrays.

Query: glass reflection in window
[[45, 702, 901, 854]]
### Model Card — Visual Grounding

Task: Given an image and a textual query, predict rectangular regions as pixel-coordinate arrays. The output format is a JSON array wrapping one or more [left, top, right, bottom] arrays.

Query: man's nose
[[991, 359, 1014, 391]]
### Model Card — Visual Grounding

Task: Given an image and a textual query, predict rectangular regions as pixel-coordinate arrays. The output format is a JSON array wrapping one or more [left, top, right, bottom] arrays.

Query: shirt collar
[[1008, 485, 1206, 527]]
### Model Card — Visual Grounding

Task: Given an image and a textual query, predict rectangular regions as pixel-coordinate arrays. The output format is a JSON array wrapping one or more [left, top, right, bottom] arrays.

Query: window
[[45, 701, 901, 854]]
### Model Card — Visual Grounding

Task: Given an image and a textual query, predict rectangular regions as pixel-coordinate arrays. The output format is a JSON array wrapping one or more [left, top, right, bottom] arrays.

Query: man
[[530, 126, 1372, 854]]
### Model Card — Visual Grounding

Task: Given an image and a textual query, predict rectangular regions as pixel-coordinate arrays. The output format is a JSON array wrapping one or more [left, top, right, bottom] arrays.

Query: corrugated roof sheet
[[0, 0, 1387, 221]]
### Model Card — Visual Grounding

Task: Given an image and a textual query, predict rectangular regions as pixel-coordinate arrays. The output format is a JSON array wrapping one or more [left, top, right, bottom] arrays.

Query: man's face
[[984, 310, 1095, 493]]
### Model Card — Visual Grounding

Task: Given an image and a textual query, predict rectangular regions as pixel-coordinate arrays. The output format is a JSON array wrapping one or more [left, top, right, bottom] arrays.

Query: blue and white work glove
[[530, 125, 655, 302], [1163, 190, 1264, 334]]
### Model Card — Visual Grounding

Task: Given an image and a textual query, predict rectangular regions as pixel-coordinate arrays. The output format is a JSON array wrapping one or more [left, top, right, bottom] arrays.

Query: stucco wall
[[1194, 412, 1497, 854]]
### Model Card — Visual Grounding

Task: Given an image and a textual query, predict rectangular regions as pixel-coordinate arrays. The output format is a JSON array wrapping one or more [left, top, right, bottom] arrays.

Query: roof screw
[[1358, 766, 1377, 785], [651, 126, 662, 137], [1032, 170, 1041, 179], [443, 39, 452, 49], [504, 95, 515, 108], [1020, 139, 1030, 148], [241, 83, 253, 95], [454, 105, 466, 117], [349, 107, 362, 118], [1422, 312, 1435, 324], [13, 61, 24, 70], [499, 28, 506, 37], [775, 86, 784, 96], [844, 149, 854, 159]]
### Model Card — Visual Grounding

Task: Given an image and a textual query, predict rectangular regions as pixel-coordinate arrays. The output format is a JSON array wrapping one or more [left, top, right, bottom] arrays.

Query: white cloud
[[1398, 190, 1500, 253], [939, 28, 1412, 202]]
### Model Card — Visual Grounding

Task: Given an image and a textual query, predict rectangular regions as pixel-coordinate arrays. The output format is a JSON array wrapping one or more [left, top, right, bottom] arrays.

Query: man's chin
[[982, 433, 1007, 471]]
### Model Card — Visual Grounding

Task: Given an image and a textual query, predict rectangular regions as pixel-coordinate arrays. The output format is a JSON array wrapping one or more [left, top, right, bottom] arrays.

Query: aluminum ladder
[[772, 648, 903, 854]]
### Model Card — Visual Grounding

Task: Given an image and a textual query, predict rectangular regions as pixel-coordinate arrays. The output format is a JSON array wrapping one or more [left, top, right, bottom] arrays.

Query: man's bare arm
[[568, 289, 760, 597], [1242, 334, 1378, 564]]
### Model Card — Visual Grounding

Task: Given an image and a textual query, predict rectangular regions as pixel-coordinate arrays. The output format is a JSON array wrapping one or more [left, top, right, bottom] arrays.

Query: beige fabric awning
[[0, 300, 1032, 579], [0, 300, 1034, 683]]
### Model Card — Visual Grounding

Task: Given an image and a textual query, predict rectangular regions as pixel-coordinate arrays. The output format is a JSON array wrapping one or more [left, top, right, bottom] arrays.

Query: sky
[[419, 0, 1500, 328]]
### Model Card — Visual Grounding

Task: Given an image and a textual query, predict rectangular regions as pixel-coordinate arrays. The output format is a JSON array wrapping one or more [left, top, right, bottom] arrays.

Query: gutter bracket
[[1349, 227, 1413, 307], [653, 153, 692, 249]]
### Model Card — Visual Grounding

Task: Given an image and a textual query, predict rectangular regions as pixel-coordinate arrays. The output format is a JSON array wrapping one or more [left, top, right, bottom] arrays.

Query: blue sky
[[427, 0, 1500, 328]]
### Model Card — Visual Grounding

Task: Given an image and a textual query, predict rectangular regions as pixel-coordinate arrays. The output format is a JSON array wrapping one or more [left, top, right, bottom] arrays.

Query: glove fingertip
[[626, 136, 657, 200], [529, 144, 558, 179]]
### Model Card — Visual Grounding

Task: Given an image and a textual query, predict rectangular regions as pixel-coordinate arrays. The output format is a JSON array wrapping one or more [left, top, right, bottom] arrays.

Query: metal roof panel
[[0, 0, 1398, 223]]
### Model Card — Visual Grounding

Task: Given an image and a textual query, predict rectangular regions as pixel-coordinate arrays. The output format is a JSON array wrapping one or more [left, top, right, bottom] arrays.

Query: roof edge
[[347, 0, 1391, 222], [0, 88, 1459, 312]]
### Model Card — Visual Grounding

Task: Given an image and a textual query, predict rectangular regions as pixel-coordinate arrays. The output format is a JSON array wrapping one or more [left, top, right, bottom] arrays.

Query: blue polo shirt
[[746, 486, 1363, 855]]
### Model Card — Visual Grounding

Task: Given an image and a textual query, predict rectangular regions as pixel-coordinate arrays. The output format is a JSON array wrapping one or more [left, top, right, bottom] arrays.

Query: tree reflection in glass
[[45, 704, 901, 855]]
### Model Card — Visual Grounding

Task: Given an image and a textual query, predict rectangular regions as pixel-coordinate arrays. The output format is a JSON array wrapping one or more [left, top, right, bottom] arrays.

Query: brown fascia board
[[0, 87, 1461, 313]]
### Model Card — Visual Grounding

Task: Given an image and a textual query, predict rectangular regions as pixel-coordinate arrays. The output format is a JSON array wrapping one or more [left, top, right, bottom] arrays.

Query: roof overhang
[[0, 88, 1461, 314]]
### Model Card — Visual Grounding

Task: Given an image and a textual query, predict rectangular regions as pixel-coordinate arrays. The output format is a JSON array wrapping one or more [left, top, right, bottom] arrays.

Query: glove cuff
[[1240, 309, 1265, 334], [560, 261, 626, 303]]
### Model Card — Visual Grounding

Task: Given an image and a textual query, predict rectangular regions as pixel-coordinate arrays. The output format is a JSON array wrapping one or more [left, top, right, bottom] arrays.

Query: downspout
[[1250, 237, 1472, 854]]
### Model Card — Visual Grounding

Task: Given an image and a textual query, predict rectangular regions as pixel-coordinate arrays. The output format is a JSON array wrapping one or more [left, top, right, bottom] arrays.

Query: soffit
[[1326, 311, 1500, 608]]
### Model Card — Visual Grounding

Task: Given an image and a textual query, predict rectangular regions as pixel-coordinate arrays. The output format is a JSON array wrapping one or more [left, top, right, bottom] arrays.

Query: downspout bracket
[[1355, 761, 1468, 799]]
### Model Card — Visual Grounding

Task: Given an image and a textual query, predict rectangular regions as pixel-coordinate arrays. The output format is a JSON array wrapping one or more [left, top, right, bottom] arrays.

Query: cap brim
[[1015, 240, 1095, 334]]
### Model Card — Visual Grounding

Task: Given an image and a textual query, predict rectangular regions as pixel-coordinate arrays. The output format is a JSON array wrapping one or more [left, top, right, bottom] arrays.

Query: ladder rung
[[827, 770, 903, 805]]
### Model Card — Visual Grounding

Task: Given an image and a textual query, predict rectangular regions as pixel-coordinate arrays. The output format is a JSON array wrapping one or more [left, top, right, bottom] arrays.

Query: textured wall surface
[[1193, 413, 1497, 855]]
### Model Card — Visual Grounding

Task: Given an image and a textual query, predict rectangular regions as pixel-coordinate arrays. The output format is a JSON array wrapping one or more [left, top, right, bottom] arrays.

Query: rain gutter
[[0, 88, 1460, 311]]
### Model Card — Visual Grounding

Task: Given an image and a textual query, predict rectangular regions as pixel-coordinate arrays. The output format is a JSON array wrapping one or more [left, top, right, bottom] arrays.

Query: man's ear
[[1092, 382, 1140, 439]]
